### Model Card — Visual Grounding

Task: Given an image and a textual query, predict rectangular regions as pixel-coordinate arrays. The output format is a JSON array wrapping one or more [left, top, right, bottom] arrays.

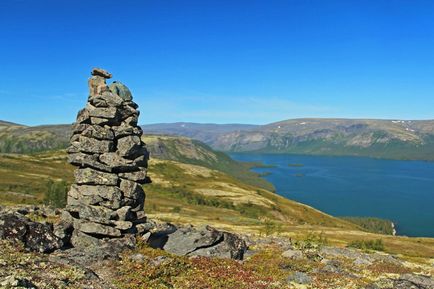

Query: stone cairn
[[64, 68, 149, 244]]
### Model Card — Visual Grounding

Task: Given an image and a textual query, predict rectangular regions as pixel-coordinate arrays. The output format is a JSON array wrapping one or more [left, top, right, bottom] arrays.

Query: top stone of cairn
[[91, 68, 112, 79]]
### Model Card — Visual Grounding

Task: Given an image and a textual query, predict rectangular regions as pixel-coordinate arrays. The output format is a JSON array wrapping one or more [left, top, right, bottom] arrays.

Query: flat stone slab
[[91, 68, 112, 78]]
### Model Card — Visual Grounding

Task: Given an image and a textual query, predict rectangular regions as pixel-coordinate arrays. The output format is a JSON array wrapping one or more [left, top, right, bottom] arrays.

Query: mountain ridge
[[2, 118, 434, 160]]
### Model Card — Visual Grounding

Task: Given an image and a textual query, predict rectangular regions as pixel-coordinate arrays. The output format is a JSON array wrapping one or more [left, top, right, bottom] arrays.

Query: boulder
[[109, 81, 132, 101], [0, 213, 62, 253], [163, 225, 223, 256], [191, 231, 247, 260], [393, 274, 434, 289], [148, 225, 247, 260]]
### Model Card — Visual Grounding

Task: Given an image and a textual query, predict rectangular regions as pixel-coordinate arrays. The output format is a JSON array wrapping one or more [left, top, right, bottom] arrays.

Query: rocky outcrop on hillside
[[0, 205, 432, 288], [64, 68, 150, 246]]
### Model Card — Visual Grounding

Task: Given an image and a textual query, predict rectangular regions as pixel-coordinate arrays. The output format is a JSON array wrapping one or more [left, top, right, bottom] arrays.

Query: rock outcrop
[[147, 224, 247, 260], [0, 213, 63, 253], [64, 68, 150, 245]]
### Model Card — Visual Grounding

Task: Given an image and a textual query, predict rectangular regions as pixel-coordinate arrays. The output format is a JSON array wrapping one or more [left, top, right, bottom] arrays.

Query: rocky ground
[[0, 205, 433, 289]]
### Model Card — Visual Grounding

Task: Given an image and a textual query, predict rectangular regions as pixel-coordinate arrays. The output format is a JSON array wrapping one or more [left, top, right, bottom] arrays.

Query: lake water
[[229, 153, 434, 237]]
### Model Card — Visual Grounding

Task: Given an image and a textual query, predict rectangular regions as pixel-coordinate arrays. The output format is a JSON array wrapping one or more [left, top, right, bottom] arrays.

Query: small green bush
[[348, 239, 384, 251], [43, 179, 67, 208]]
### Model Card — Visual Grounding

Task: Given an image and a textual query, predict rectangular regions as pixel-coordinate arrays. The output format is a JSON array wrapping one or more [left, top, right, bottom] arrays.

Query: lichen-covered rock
[[0, 213, 62, 253], [77, 221, 121, 237], [109, 81, 132, 101], [74, 168, 119, 185], [393, 274, 434, 289], [148, 225, 247, 260]]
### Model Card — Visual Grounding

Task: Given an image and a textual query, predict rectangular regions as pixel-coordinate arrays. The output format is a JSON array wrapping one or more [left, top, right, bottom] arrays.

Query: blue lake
[[229, 153, 434, 237]]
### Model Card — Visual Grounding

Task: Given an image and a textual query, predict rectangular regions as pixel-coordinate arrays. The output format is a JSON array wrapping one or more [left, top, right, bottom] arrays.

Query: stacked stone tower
[[65, 68, 149, 242]]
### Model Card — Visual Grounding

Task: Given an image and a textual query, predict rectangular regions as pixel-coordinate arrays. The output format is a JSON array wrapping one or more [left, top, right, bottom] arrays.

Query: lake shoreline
[[230, 152, 434, 238]]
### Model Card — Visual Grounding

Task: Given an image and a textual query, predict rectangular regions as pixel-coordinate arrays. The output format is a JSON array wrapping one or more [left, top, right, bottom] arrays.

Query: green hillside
[[1, 145, 433, 259]]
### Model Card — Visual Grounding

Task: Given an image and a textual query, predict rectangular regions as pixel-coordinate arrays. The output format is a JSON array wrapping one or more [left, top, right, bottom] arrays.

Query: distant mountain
[[0, 123, 71, 153], [142, 118, 434, 161], [142, 122, 258, 145], [0, 120, 23, 127], [3, 118, 434, 160]]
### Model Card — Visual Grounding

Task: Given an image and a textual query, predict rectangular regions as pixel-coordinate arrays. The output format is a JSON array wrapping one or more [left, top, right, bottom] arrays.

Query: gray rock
[[77, 221, 121, 237], [122, 115, 138, 127], [118, 105, 138, 121], [76, 135, 114, 154], [68, 153, 112, 172], [141, 231, 151, 242], [71, 204, 115, 221], [394, 274, 434, 289], [86, 103, 118, 119], [282, 248, 303, 260], [70, 230, 103, 248], [117, 135, 144, 157], [158, 225, 247, 260], [136, 221, 156, 235], [67, 194, 103, 207], [92, 67, 112, 78], [114, 221, 133, 230], [81, 125, 114, 140], [76, 108, 91, 124], [0, 213, 62, 253], [90, 92, 124, 107], [71, 123, 90, 134], [99, 152, 132, 165], [129, 253, 146, 263], [74, 168, 118, 185], [115, 206, 135, 221], [53, 220, 73, 245], [287, 271, 312, 285], [191, 231, 247, 260], [163, 225, 223, 256], [119, 169, 149, 184], [319, 260, 345, 274], [354, 256, 373, 266], [119, 179, 145, 200], [109, 81, 132, 101], [88, 75, 109, 97], [112, 125, 142, 138]]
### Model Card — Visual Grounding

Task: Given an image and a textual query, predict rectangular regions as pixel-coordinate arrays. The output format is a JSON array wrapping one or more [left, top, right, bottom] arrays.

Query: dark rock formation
[[0, 213, 62, 253], [65, 68, 150, 244]]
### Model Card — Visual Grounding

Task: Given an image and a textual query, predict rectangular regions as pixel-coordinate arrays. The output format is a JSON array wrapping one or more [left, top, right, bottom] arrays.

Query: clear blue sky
[[1, 0, 434, 125]]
